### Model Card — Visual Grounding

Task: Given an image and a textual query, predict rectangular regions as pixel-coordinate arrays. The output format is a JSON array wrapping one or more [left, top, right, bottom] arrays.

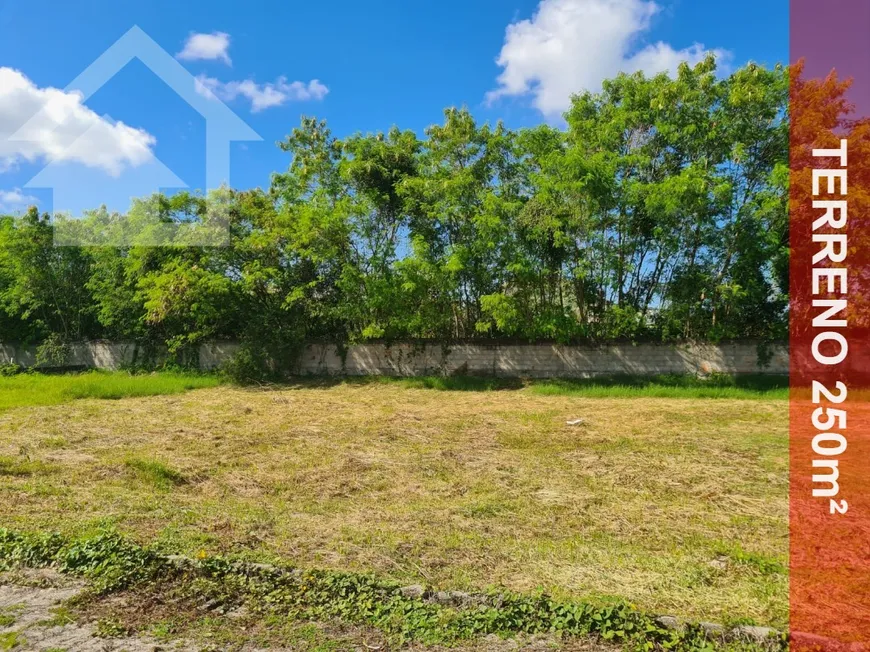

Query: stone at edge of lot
[[655, 616, 680, 630], [431, 590, 475, 605], [399, 584, 426, 599], [449, 590, 487, 606], [426, 590, 487, 607], [699, 622, 725, 636]]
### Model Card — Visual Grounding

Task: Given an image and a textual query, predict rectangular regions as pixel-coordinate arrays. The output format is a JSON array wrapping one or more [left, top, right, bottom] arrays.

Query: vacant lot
[[0, 376, 788, 629]]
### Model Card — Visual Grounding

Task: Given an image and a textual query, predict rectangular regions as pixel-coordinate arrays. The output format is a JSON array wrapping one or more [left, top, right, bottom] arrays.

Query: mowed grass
[[0, 371, 221, 412], [0, 375, 788, 629]]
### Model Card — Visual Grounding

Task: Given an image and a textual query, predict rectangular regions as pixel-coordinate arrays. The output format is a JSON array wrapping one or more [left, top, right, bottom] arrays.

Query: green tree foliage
[[0, 207, 97, 342], [0, 59, 789, 366]]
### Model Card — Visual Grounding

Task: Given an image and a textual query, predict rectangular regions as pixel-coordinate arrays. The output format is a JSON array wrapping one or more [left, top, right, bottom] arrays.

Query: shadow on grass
[[529, 373, 789, 399], [246, 373, 789, 397], [536, 373, 789, 391], [259, 375, 525, 392]]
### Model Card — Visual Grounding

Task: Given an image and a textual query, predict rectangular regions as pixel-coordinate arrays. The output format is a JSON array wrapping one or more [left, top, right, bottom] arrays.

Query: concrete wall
[[0, 341, 241, 372], [297, 342, 788, 377], [1, 340, 788, 377]]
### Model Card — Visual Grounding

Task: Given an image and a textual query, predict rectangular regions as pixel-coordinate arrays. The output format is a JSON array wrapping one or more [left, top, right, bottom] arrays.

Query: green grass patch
[[714, 543, 787, 576], [37, 606, 75, 628], [0, 371, 221, 413], [0, 632, 25, 651], [125, 458, 187, 490], [0, 456, 52, 477]]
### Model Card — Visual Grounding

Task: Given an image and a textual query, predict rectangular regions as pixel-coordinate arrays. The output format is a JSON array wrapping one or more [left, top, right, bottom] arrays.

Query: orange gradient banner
[[790, 0, 870, 647]]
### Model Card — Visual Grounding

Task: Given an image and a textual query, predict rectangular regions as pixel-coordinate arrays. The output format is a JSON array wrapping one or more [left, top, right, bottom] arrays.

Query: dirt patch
[[0, 569, 194, 651]]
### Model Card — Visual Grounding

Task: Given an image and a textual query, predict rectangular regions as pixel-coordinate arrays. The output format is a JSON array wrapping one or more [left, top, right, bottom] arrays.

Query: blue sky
[[0, 0, 787, 216]]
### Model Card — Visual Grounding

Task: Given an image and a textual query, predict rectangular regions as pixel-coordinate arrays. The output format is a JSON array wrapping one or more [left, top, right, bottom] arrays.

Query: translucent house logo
[[10, 26, 261, 246]]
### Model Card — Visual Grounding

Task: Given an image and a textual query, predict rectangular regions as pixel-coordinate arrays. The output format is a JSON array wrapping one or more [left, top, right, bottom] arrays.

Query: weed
[[149, 621, 176, 640], [0, 632, 24, 651], [94, 617, 129, 638], [37, 606, 75, 627]]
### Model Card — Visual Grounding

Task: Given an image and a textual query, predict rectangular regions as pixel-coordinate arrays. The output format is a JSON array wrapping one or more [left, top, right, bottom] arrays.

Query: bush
[[0, 362, 23, 377], [35, 334, 71, 368], [222, 338, 303, 384]]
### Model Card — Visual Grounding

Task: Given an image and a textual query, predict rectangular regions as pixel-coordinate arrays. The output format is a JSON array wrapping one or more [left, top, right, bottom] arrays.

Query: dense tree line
[[0, 58, 788, 371]]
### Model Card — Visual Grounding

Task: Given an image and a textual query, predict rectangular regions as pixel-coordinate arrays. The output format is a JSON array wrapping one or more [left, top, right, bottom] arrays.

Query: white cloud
[[487, 0, 729, 117], [177, 32, 232, 65], [0, 67, 156, 176], [196, 75, 329, 112], [0, 188, 38, 210]]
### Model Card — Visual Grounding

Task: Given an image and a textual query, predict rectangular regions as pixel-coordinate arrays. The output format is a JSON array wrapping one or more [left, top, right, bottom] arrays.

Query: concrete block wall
[[1, 340, 788, 377], [297, 341, 789, 377], [0, 341, 240, 371], [1, 341, 140, 369]]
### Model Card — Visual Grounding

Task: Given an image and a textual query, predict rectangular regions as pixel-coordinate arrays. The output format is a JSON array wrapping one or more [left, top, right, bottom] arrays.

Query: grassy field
[[0, 370, 221, 413], [0, 373, 788, 632]]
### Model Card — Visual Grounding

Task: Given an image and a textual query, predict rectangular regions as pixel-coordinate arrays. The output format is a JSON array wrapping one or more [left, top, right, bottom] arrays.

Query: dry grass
[[0, 381, 788, 627]]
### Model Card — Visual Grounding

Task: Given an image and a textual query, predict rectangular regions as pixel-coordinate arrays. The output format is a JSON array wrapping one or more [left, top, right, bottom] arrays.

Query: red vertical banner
[[790, 0, 870, 647]]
